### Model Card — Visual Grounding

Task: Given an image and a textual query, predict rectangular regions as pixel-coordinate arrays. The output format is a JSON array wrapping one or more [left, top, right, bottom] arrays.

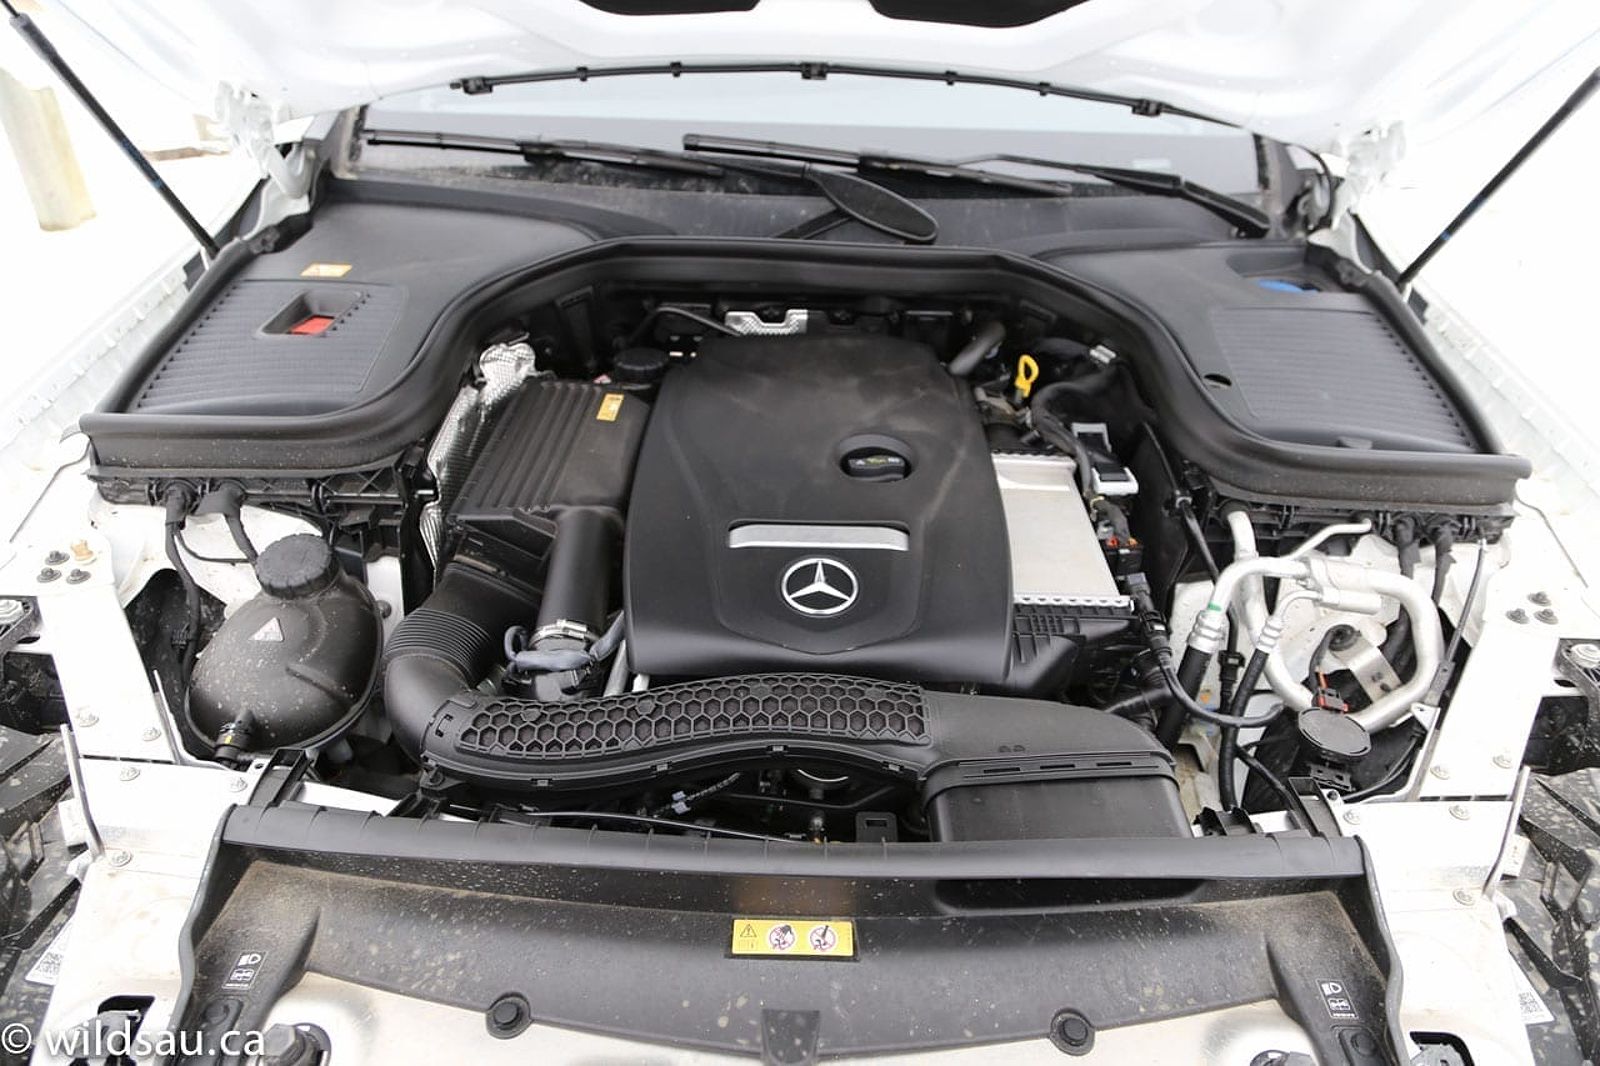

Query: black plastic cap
[[610, 347, 670, 386], [1297, 708, 1372, 764], [254, 534, 338, 599]]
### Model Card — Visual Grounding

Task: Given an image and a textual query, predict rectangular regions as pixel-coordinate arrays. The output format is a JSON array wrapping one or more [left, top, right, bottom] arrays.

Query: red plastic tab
[[288, 314, 335, 336]]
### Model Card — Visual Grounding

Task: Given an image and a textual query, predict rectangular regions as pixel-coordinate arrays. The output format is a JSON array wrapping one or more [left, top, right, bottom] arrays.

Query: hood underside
[[48, 0, 1600, 159]]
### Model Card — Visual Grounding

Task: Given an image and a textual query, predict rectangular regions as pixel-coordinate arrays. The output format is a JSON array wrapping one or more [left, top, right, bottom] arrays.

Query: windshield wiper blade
[[958, 152, 1272, 237], [684, 134, 1272, 236], [363, 128, 728, 176]]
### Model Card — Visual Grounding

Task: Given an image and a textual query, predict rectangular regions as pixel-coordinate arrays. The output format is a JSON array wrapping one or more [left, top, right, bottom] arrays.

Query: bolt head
[[228, 776, 248, 793], [36, 567, 60, 583], [140, 726, 161, 742], [1536, 609, 1560, 625], [1494, 754, 1514, 769], [1506, 608, 1529, 624], [1429, 764, 1450, 779], [1453, 888, 1477, 906], [76, 713, 98, 728], [117, 765, 139, 781], [1449, 804, 1471, 820], [1342, 810, 1361, 825], [64, 569, 90, 585], [43, 550, 68, 566], [1569, 643, 1600, 669], [107, 849, 132, 867], [1529, 591, 1552, 606]]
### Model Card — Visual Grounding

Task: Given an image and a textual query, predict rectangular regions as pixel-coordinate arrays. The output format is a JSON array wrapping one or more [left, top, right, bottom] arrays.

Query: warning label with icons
[[730, 918, 856, 959]]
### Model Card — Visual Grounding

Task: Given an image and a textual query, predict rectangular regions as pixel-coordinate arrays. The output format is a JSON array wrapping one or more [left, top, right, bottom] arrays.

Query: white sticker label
[[24, 919, 73, 986], [1508, 962, 1555, 1025], [1502, 834, 1531, 880], [1318, 979, 1359, 1021]]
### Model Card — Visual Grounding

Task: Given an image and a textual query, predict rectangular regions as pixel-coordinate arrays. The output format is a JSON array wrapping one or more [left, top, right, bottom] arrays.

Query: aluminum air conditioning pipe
[[1188, 517, 1444, 733]]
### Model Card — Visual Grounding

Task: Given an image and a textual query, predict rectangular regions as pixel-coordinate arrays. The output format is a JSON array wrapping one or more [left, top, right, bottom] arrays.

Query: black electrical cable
[[1235, 744, 1305, 830], [626, 305, 739, 345], [1426, 538, 1488, 705], [649, 773, 743, 818], [520, 810, 803, 844], [1343, 735, 1422, 803], [1216, 648, 1271, 809], [175, 530, 250, 566], [1152, 645, 1286, 730]]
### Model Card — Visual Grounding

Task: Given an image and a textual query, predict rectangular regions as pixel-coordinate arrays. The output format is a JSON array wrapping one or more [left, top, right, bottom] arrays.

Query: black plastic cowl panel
[[624, 333, 1013, 684]]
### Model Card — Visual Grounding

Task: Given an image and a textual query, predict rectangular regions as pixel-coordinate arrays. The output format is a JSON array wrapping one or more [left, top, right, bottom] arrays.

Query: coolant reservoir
[[189, 534, 382, 754]]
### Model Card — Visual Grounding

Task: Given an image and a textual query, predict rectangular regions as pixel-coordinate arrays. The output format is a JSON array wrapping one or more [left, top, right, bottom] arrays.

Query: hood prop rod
[[2, 0, 219, 258], [1398, 65, 1599, 288]]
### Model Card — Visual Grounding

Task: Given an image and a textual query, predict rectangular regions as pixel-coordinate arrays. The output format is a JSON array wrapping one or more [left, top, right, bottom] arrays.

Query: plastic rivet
[[485, 994, 531, 1039], [1493, 754, 1514, 769], [76, 713, 97, 728], [1429, 764, 1450, 779], [1342, 810, 1361, 825], [107, 849, 132, 867], [1452, 888, 1476, 906], [140, 727, 161, 741], [117, 765, 139, 781], [1449, 804, 1470, 820]]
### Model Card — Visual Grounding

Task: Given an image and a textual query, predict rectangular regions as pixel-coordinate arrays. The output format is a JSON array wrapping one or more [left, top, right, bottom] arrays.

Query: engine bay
[[62, 229, 1528, 847]]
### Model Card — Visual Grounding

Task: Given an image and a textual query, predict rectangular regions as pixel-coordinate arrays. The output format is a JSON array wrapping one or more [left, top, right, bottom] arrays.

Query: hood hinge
[[1328, 122, 1406, 225], [214, 84, 314, 199]]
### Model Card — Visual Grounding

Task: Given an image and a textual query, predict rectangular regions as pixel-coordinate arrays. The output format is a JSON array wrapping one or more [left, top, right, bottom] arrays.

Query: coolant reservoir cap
[[1296, 708, 1372, 764], [254, 534, 339, 600]]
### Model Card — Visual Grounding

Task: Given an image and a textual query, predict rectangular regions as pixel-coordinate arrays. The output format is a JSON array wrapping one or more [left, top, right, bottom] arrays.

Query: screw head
[[64, 569, 90, 585], [117, 765, 139, 781], [43, 550, 68, 566], [1429, 764, 1451, 780], [1449, 804, 1471, 820], [1453, 888, 1477, 906], [140, 726, 161, 742], [1529, 591, 1552, 606], [1494, 753, 1514, 769], [1506, 608, 1529, 624], [228, 776, 248, 793], [1342, 810, 1361, 825], [76, 713, 98, 728], [36, 567, 60, 583], [1536, 609, 1559, 625], [107, 849, 132, 867]]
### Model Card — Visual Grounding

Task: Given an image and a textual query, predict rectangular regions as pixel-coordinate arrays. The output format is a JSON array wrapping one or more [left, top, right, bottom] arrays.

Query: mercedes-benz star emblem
[[780, 557, 859, 617]]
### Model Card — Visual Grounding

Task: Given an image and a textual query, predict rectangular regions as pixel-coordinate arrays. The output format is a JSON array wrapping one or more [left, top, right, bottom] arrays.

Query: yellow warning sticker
[[300, 262, 353, 278], [596, 392, 625, 422], [730, 918, 855, 959]]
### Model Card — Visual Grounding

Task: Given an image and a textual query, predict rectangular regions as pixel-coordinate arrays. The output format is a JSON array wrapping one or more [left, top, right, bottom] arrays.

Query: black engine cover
[[624, 334, 1012, 683]]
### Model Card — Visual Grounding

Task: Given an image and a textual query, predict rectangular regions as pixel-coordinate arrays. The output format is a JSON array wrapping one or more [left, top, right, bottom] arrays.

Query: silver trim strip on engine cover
[[728, 523, 910, 552]]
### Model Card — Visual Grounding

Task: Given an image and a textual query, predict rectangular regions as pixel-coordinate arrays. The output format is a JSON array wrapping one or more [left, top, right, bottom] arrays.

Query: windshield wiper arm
[[684, 134, 1272, 237], [362, 127, 938, 243], [685, 134, 1069, 197]]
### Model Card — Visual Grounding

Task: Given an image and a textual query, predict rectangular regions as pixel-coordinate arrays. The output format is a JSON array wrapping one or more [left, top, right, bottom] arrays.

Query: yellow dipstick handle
[[1013, 354, 1040, 399]]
